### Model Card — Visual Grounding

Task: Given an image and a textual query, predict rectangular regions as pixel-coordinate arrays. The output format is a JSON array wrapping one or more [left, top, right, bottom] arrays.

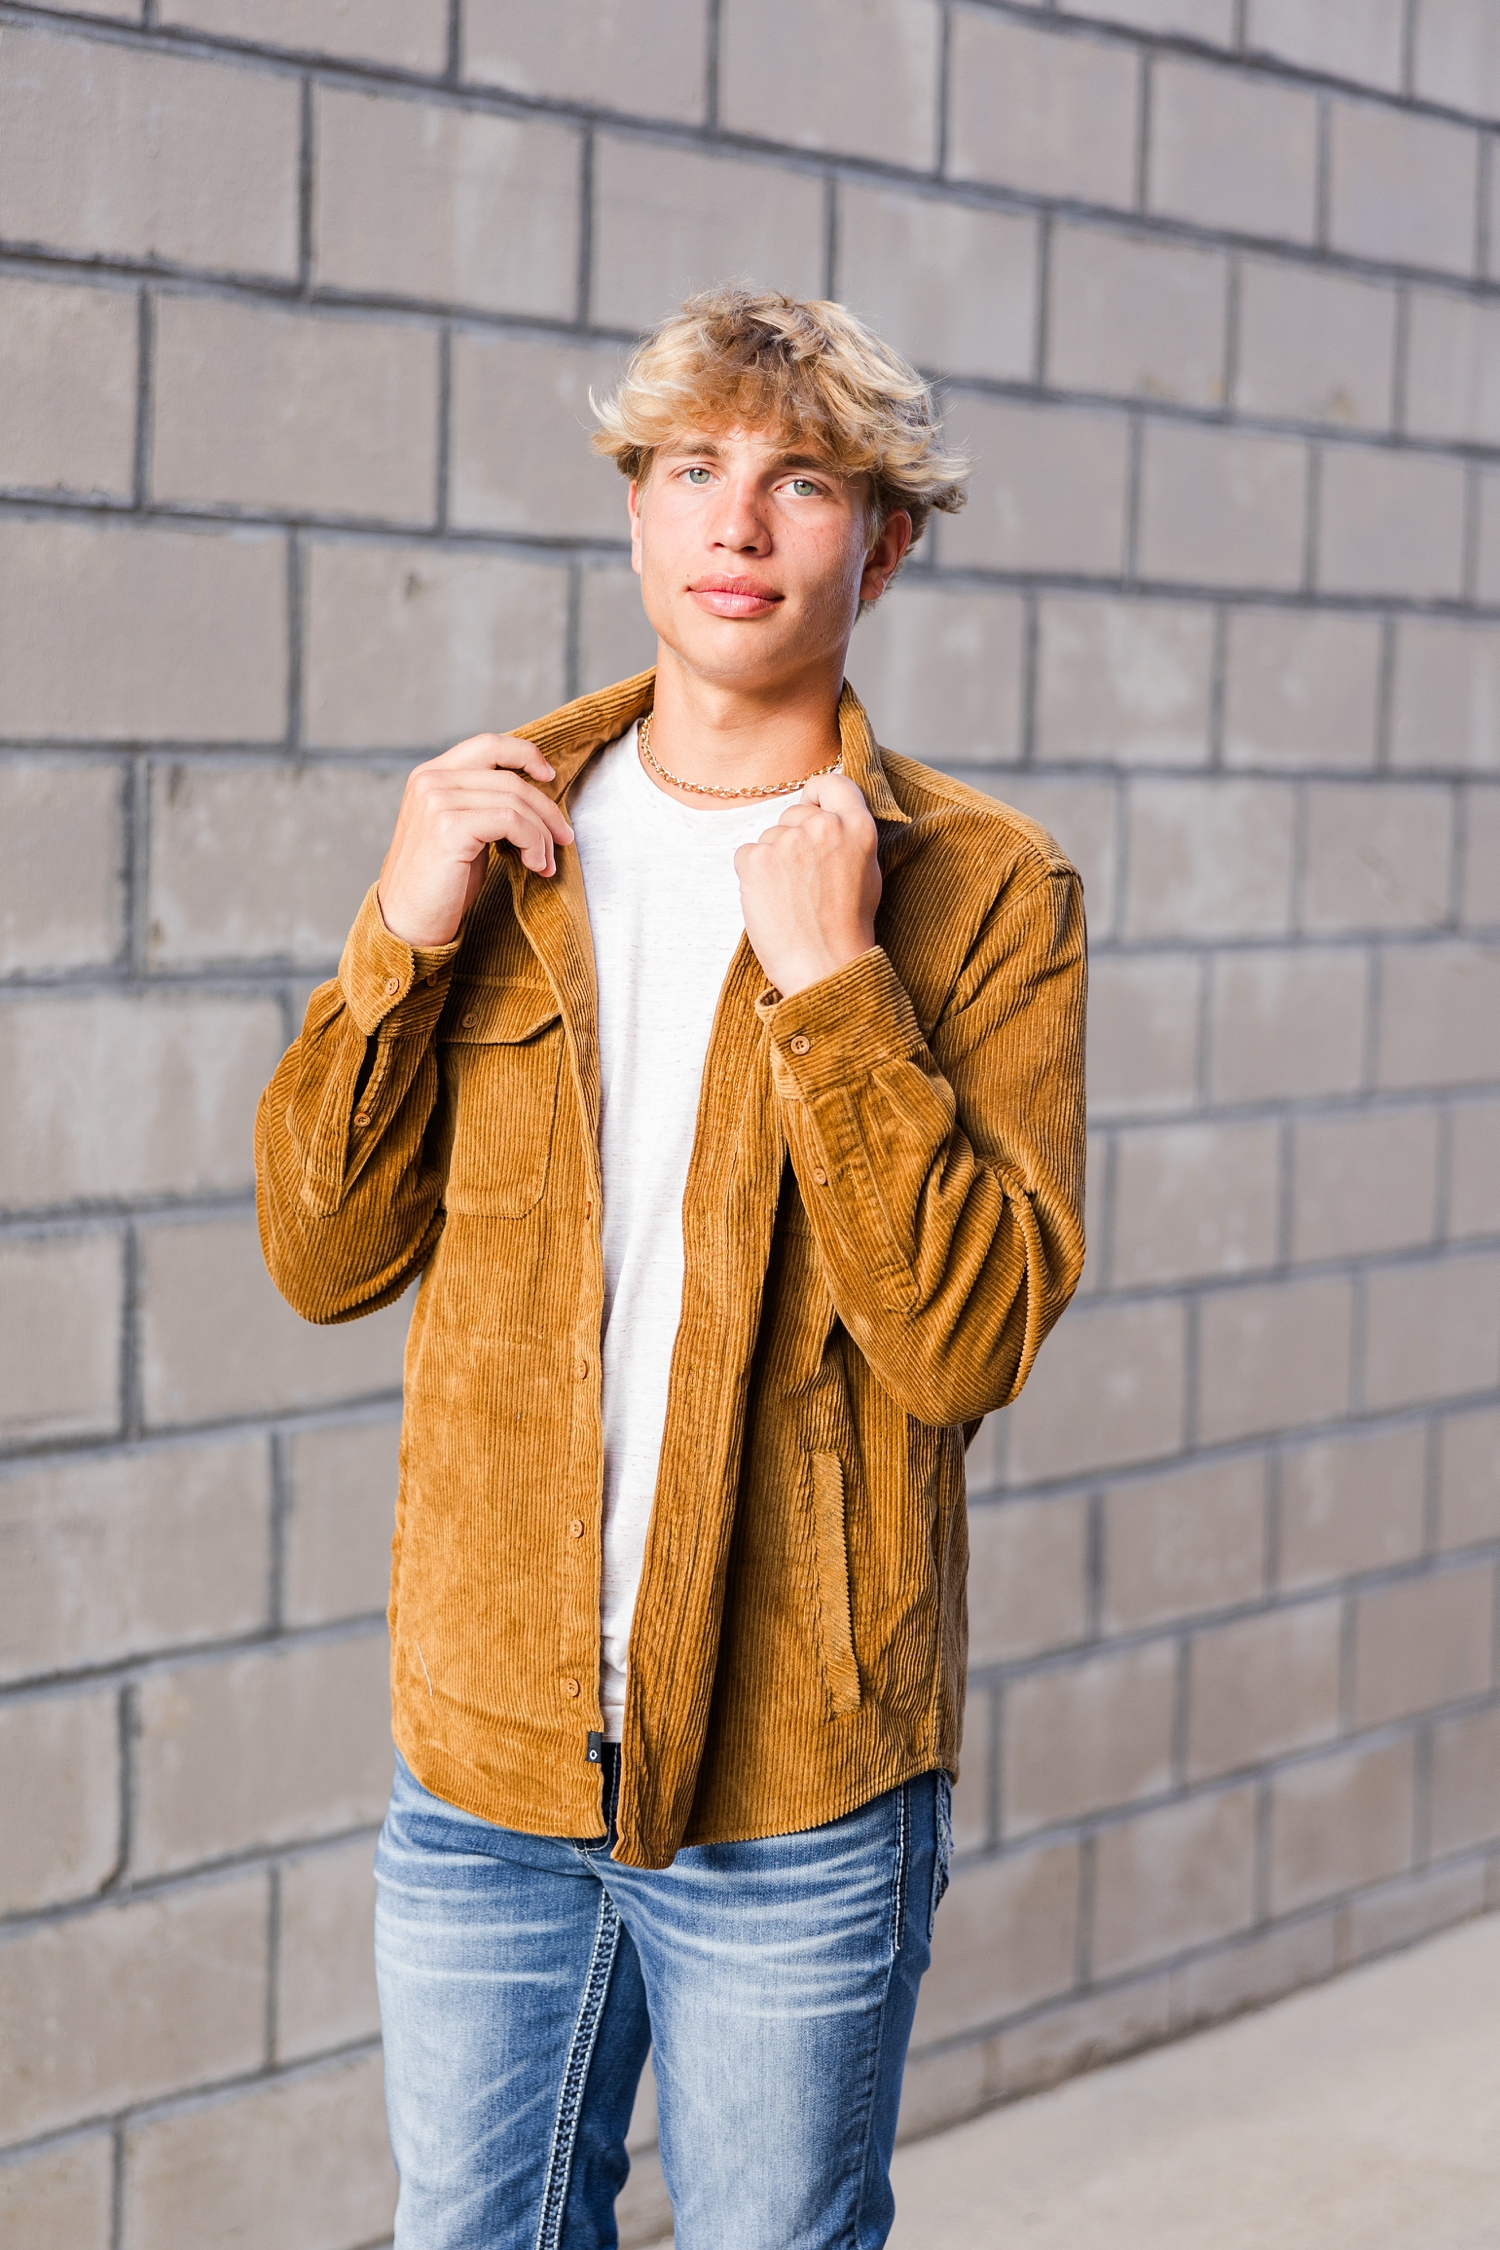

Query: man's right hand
[[376, 733, 575, 948]]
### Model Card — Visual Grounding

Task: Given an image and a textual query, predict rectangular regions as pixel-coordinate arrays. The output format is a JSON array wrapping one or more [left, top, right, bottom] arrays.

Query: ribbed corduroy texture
[[255, 673, 1087, 1868]]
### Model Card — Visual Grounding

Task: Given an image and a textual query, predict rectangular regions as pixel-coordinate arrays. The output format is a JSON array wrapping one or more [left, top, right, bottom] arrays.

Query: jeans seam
[[534, 1881, 621, 2250], [891, 1781, 910, 1958]]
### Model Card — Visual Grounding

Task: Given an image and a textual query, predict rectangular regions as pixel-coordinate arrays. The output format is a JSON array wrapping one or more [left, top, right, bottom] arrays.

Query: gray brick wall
[[3, 2, 1499, 2242]]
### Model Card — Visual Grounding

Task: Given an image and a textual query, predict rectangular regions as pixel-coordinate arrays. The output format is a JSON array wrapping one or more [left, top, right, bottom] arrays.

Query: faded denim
[[374, 1750, 952, 2250]]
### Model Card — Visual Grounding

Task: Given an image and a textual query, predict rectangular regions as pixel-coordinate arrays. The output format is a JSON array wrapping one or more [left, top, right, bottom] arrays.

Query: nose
[[710, 471, 772, 554]]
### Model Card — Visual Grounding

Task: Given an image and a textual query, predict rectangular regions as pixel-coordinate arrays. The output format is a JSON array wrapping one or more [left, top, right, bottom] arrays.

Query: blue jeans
[[374, 1750, 952, 2250]]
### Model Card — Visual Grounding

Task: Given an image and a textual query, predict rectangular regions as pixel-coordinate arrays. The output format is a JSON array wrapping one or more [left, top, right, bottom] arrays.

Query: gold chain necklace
[[637, 711, 841, 801]]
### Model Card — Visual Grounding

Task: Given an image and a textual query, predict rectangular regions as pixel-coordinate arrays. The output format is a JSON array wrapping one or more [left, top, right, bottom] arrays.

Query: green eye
[[789, 478, 819, 497], [685, 467, 712, 485]]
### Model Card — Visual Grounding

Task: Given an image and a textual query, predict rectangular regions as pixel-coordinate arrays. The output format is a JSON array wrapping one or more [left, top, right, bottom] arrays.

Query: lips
[[688, 578, 783, 618]]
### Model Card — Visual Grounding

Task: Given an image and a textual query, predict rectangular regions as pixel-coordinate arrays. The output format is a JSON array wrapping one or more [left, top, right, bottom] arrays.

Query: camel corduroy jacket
[[255, 671, 1086, 1868]]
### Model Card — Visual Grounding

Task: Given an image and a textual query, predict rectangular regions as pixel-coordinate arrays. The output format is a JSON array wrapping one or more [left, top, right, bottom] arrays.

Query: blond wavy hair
[[590, 286, 968, 550]]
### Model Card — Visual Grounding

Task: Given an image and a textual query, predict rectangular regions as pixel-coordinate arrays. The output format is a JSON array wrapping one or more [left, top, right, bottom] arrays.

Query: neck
[[643, 639, 846, 801]]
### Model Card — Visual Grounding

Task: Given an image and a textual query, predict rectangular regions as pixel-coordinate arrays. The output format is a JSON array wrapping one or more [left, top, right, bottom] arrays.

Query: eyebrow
[[660, 437, 840, 476]]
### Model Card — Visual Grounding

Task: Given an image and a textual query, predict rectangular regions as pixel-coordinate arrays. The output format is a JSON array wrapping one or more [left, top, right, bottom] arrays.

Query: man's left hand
[[735, 772, 882, 999]]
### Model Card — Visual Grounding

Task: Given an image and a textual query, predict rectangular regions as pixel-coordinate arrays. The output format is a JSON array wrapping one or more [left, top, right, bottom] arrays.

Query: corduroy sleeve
[[254, 884, 462, 1324], [758, 861, 1087, 1425]]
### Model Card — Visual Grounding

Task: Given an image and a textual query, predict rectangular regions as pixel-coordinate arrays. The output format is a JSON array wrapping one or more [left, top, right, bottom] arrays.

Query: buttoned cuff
[[338, 884, 463, 1038], [754, 946, 926, 1098]]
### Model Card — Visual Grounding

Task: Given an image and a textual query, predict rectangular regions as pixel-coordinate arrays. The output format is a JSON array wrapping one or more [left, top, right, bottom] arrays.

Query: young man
[[256, 288, 1086, 2250]]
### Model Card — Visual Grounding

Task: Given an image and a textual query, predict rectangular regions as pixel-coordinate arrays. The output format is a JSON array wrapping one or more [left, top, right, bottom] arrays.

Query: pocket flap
[[441, 980, 560, 1046]]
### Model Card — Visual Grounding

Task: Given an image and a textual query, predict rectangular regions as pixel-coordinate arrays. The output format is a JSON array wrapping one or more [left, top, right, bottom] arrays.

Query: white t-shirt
[[570, 724, 803, 1739]]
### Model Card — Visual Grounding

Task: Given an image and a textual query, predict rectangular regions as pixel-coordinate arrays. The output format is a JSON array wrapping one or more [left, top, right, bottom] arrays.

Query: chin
[[659, 612, 799, 681]]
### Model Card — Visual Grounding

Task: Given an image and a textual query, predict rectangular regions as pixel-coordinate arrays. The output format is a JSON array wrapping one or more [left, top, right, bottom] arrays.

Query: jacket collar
[[513, 668, 910, 826]]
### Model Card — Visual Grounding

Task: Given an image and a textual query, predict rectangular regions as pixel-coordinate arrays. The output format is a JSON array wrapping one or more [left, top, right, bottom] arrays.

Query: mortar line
[[1447, 773, 1467, 931], [1413, 1722, 1433, 1868], [123, 752, 150, 979], [131, 288, 154, 509], [704, 0, 722, 129], [1349, 1266, 1368, 1419], [1422, 1415, 1443, 1555], [1477, 129, 1493, 282], [120, 1221, 142, 1444], [822, 172, 839, 300], [1183, 1291, 1201, 1452], [1075, 1829, 1096, 1987], [1275, 1112, 1296, 1270], [1252, 1774, 1272, 1923], [564, 559, 583, 704], [1391, 282, 1411, 437], [6, 4, 1500, 150], [1133, 49, 1152, 217], [1301, 443, 1321, 597], [1032, 209, 1053, 390], [1401, 0, 1419, 100], [285, 531, 305, 752], [1314, 94, 1332, 254], [1122, 412, 1143, 582], [575, 130, 595, 329], [268, 1429, 290, 1634], [935, 1, 952, 178], [434, 323, 452, 533], [445, 0, 461, 83], [1374, 615, 1398, 769], [1171, 1635, 1191, 1787], [298, 77, 314, 294], [1222, 253, 1241, 416], [110, 2125, 126, 2250], [1191, 950, 1212, 1110], [266, 1863, 283, 2065], [1018, 591, 1040, 763]]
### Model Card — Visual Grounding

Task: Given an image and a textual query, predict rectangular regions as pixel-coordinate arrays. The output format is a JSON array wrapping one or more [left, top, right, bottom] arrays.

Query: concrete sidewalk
[[887, 1910, 1500, 2250]]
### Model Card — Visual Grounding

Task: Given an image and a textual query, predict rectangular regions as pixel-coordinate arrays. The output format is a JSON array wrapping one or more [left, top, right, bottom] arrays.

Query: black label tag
[[586, 1732, 603, 1764]]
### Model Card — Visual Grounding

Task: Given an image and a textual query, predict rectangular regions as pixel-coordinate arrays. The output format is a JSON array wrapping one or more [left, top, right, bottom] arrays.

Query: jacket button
[[812, 1167, 828, 1185], [353, 1112, 371, 1129], [462, 1011, 478, 1027], [385, 977, 401, 996], [574, 1358, 589, 1381], [563, 1678, 581, 1697], [569, 1518, 585, 1537], [790, 1034, 811, 1055]]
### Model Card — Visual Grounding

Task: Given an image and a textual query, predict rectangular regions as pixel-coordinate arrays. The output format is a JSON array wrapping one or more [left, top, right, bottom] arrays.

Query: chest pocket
[[438, 979, 565, 1218]]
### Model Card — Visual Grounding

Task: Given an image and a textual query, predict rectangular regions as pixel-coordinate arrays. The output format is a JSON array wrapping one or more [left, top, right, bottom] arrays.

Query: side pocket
[[929, 1771, 953, 1940], [811, 1451, 861, 1717]]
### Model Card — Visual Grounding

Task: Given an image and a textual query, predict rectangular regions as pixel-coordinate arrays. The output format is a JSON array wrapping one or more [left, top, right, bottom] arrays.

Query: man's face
[[628, 425, 909, 692]]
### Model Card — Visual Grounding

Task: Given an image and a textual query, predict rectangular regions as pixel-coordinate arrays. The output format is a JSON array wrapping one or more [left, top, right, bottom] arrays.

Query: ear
[[859, 509, 912, 605], [628, 478, 644, 577]]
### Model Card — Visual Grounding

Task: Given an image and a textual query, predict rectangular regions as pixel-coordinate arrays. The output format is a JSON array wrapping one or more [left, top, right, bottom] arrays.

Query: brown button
[[563, 1678, 581, 1698], [461, 1011, 478, 1028], [424, 972, 436, 986], [569, 1518, 585, 1538], [574, 1358, 589, 1381], [385, 977, 401, 996], [353, 1111, 371, 1129], [584, 1199, 593, 1218], [790, 1034, 811, 1055], [812, 1167, 828, 1186], [759, 989, 778, 1007]]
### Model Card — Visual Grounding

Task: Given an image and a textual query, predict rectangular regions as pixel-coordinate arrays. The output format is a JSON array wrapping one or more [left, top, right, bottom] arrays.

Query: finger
[[798, 771, 868, 815], [423, 777, 575, 845], [439, 731, 558, 786]]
